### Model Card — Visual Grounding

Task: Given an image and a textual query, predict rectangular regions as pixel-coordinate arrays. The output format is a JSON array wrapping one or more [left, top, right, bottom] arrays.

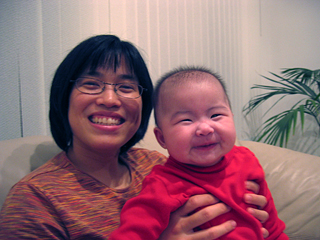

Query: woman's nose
[[196, 122, 214, 136], [95, 86, 121, 107]]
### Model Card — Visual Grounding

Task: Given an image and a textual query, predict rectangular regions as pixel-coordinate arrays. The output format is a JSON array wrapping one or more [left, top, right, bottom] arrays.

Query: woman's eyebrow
[[119, 74, 136, 81], [82, 70, 101, 77], [81, 71, 138, 82]]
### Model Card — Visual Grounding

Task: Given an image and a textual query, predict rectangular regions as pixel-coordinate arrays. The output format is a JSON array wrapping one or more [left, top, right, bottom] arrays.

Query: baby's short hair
[[153, 66, 230, 126]]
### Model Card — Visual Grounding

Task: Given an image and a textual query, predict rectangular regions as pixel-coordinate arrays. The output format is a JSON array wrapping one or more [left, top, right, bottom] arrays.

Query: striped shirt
[[0, 148, 166, 239]]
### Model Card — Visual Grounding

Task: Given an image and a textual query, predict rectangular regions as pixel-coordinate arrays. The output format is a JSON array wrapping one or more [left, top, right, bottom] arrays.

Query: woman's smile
[[90, 116, 124, 126]]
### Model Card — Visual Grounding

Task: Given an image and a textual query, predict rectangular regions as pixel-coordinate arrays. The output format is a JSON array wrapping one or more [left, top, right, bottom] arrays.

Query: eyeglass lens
[[75, 78, 142, 98]]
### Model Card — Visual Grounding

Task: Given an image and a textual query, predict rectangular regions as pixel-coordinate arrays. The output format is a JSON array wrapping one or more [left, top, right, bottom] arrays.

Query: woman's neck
[[66, 145, 131, 189]]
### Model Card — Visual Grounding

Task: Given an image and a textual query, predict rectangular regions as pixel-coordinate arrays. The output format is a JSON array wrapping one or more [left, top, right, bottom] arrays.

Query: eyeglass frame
[[70, 77, 146, 99]]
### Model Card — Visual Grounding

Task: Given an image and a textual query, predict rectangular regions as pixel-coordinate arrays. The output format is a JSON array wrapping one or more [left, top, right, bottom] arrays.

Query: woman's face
[[68, 62, 142, 154]]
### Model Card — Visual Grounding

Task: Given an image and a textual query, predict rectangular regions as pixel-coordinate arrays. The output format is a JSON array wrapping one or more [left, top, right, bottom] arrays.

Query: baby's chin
[[180, 156, 223, 168]]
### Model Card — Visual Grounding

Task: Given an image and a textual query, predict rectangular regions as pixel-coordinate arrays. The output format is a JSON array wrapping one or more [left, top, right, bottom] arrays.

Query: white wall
[[247, 0, 320, 155], [260, 0, 320, 72], [1, 0, 320, 153]]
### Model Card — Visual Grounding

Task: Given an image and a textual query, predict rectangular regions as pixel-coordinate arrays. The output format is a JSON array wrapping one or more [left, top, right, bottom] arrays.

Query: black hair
[[153, 66, 230, 126], [49, 35, 153, 154]]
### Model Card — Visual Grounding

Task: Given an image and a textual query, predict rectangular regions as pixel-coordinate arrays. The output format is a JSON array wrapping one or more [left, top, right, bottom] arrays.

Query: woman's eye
[[84, 81, 99, 86], [118, 83, 136, 93], [81, 79, 100, 89]]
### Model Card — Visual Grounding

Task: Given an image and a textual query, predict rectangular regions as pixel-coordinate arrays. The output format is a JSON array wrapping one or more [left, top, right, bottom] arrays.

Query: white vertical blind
[[0, 0, 253, 141]]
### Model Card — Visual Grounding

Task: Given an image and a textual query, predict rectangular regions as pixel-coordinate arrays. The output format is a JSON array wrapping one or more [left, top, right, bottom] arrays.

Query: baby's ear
[[154, 127, 167, 149]]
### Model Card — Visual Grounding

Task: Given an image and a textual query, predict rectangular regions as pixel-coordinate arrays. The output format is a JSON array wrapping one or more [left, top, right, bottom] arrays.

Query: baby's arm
[[109, 176, 180, 240]]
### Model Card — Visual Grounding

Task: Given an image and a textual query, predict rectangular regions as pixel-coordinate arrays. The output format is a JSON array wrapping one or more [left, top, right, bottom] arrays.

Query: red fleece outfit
[[110, 146, 288, 240]]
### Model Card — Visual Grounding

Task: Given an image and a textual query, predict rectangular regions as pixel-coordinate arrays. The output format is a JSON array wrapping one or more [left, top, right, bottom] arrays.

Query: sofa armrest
[[239, 140, 320, 240]]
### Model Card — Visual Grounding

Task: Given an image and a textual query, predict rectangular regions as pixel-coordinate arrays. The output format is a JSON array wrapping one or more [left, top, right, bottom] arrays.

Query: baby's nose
[[196, 122, 214, 136]]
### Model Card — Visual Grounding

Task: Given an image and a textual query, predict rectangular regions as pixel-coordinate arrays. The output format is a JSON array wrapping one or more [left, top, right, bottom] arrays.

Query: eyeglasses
[[71, 77, 145, 99]]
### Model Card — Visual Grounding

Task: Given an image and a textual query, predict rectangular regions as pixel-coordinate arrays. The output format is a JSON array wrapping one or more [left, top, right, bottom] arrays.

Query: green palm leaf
[[243, 68, 320, 147], [253, 106, 305, 147]]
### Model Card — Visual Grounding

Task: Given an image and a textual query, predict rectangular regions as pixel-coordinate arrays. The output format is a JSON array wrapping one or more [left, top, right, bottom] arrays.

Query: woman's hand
[[244, 181, 269, 238], [159, 181, 270, 240], [159, 194, 236, 240]]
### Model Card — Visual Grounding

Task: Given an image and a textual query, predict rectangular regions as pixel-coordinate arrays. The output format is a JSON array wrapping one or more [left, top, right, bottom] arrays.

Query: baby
[[109, 66, 288, 240]]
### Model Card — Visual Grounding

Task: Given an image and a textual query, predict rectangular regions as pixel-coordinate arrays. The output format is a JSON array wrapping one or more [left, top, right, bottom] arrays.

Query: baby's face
[[154, 75, 236, 167]]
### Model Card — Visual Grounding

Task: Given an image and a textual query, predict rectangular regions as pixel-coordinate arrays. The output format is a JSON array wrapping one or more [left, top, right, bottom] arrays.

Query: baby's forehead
[[160, 71, 230, 107]]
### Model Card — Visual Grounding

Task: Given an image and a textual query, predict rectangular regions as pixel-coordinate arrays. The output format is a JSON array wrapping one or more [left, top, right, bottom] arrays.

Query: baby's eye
[[177, 118, 192, 124], [182, 119, 192, 122], [211, 114, 221, 118]]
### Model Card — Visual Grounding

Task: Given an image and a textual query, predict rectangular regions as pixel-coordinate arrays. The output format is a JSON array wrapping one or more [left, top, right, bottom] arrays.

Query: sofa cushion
[[1, 133, 320, 239], [239, 140, 320, 240], [0, 135, 60, 207]]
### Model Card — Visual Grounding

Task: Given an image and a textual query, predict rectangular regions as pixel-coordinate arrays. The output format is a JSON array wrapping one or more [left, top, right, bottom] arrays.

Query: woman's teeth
[[91, 116, 121, 125]]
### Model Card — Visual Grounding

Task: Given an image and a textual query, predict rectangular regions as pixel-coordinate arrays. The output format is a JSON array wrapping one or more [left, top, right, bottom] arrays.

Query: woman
[[0, 35, 268, 239]]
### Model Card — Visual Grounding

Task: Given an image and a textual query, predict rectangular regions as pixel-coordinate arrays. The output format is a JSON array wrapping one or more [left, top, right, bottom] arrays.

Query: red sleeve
[[236, 146, 288, 239], [109, 174, 181, 240]]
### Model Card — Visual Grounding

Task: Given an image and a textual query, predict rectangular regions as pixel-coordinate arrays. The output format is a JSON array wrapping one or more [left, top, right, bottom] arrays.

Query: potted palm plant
[[243, 68, 320, 147]]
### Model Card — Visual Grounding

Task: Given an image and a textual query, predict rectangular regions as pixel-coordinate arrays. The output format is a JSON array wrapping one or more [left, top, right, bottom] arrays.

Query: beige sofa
[[1, 126, 320, 239]]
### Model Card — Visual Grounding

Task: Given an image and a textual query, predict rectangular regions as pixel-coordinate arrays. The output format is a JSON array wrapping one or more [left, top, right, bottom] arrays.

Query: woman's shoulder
[[127, 147, 167, 162], [17, 151, 73, 185], [2, 152, 77, 203], [125, 148, 168, 174]]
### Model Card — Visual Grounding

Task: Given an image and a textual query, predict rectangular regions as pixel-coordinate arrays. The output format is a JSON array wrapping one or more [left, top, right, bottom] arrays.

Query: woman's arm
[[159, 181, 270, 240]]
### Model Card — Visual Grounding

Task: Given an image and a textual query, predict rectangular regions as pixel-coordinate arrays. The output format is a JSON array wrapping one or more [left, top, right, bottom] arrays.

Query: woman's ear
[[154, 127, 167, 149]]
